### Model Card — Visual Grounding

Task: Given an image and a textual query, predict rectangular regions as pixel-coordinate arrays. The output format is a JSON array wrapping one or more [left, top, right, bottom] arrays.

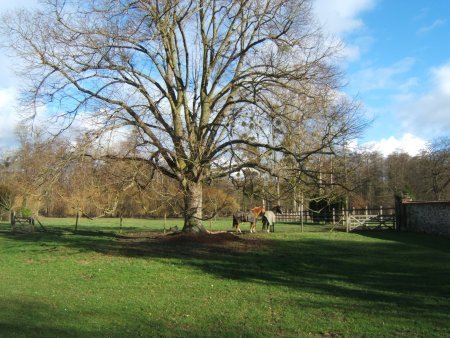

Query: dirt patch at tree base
[[116, 231, 270, 257]]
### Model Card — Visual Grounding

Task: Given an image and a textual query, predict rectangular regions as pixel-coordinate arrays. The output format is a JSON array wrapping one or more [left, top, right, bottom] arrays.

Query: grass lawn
[[0, 217, 449, 337]]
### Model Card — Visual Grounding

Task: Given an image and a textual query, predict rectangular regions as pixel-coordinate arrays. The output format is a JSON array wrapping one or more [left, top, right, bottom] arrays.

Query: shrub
[[20, 207, 33, 218], [0, 185, 14, 212]]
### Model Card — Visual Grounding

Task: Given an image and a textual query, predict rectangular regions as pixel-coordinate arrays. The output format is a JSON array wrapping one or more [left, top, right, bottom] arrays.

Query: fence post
[[332, 208, 335, 224], [301, 205, 304, 233], [11, 211, 15, 226], [345, 208, 349, 232], [164, 213, 167, 234], [394, 196, 402, 231], [75, 210, 80, 232]]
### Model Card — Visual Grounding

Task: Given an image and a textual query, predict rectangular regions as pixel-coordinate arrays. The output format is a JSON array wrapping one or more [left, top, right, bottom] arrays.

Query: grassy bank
[[0, 218, 449, 337]]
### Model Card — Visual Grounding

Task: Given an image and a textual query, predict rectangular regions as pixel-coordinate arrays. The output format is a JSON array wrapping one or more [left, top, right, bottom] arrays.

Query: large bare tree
[[2, 0, 365, 233]]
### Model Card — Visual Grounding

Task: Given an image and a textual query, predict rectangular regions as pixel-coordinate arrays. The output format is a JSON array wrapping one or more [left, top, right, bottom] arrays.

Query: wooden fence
[[278, 207, 395, 225]]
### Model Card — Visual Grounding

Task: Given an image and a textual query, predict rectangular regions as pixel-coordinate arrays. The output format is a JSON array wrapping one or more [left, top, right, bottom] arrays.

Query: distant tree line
[[1, 129, 448, 220], [340, 137, 450, 207]]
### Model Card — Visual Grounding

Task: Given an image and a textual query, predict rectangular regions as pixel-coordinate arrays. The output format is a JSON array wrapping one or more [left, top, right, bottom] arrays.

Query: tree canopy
[[1, 0, 366, 233]]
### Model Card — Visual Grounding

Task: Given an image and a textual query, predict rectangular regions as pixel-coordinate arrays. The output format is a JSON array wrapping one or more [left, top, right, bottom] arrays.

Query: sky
[[313, 0, 450, 155], [0, 0, 449, 156]]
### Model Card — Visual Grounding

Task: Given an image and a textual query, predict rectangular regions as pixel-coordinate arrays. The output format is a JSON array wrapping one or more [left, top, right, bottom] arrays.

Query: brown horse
[[232, 206, 265, 233]]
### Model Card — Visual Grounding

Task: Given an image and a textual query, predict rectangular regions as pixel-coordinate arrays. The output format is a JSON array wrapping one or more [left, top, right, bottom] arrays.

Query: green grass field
[[0, 217, 449, 337]]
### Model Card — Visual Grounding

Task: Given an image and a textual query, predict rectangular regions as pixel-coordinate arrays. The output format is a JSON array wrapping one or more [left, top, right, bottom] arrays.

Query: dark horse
[[232, 206, 265, 233], [262, 205, 283, 232]]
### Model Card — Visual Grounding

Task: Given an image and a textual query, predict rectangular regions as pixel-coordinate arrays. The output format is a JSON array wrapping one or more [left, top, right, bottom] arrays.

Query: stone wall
[[400, 201, 450, 237]]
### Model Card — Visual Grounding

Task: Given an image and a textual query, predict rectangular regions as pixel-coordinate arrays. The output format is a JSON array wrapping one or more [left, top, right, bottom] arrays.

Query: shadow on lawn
[[1, 224, 450, 331], [0, 297, 87, 337], [0, 296, 260, 338]]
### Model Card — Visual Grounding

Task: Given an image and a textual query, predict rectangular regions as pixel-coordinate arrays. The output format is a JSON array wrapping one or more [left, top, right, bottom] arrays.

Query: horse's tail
[[232, 213, 239, 227]]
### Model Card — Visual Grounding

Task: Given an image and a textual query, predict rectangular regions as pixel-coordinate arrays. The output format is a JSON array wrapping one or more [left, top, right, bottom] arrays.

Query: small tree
[[0, 185, 14, 220], [423, 137, 450, 200]]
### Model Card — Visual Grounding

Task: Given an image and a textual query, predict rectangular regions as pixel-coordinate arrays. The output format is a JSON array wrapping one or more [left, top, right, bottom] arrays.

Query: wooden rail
[[346, 214, 396, 232], [276, 207, 396, 232]]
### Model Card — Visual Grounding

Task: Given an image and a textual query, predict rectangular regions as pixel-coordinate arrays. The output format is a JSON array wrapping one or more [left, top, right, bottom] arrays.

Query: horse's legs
[[236, 222, 242, 234], [263, 219, 269, 232]]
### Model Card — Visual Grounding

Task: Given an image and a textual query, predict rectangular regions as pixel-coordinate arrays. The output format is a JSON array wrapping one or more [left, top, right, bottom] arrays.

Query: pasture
[[0, 218, 449, 337]]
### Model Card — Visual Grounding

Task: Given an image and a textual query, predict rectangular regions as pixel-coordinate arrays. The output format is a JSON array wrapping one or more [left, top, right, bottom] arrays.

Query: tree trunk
[[182, 181, 207, 234]]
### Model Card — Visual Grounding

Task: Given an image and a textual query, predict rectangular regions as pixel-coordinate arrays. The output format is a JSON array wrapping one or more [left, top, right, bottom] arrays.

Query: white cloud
[[395, 62, 450, 137], [0, 0, 40, 12], [314, 0, 376, 36], [412, 7, 429, 22], [0, 0, 42, 150], [433, 63, 450, 95], [0, 87, 20, 149], [352, 57, 416, 92], [339, 44, 361, 61], [314, 0, 376, 62], [417, 19, 446, 35], [363, 133, 427, 156]]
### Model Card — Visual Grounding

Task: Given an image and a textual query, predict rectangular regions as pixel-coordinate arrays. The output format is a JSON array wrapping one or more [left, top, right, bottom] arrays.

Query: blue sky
[[314, 0, 450, 155], [0, 0, 449, 155]]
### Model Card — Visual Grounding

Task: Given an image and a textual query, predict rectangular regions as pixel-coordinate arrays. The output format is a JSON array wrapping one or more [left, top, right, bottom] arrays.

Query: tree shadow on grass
[[1, 226, 450, 335], [0, 297, 90, 338], [0, 296, 264, 338], [357, 230, 450, 253]]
